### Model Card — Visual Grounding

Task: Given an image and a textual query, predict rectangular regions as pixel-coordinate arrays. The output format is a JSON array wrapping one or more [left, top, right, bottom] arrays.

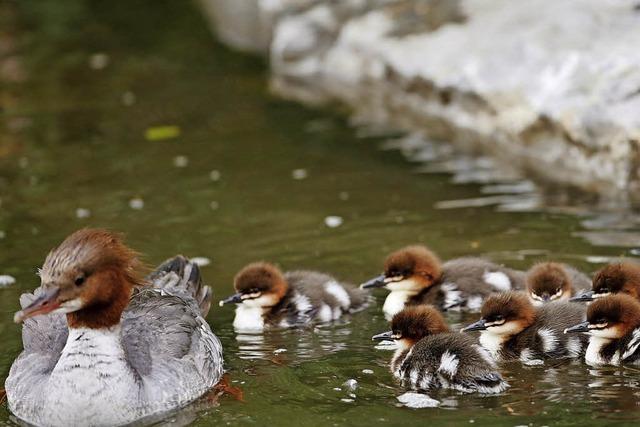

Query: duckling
[[361, 245, 525, 318], [526, 262, 590, 306], [5, 229, 223, 427], [219, 262, 369, 331], [373, 306, 508, 393], [565, 294, 640, 366], [461, 291, 586, 365], [571, 262, 640, 303]]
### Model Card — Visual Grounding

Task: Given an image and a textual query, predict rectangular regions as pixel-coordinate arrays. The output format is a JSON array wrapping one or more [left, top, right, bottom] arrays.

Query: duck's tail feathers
[[148, 255, 212, 317]]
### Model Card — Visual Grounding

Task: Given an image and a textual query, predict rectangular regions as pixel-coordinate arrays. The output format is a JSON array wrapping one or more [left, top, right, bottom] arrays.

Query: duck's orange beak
[[14, 286, 61, 323]]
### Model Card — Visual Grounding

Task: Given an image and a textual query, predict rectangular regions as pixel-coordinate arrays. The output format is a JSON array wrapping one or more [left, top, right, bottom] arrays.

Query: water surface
[[0, 2, 639, 426]]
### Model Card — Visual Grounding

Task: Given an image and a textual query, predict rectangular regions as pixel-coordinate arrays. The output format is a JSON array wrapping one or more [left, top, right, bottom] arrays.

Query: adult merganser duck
[[219, 262, 369, 331], [361, 245, 525, 318], [5, 229, 223, 427], [461, 291, 586, 365], [373, 306, 508, 394], [571, 262, 640, 303], [565, 294, 640, 366], [526, 262, 590, 306]]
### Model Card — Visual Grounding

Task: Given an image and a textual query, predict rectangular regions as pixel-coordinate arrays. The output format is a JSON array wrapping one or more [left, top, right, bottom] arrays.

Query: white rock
[[397, 392, 440, 409], [343, 379, 358, 390], [75, 208, 91, 219], [324, 215, 343, 228], [173, 155, 189, 168], [129, 198, 144, 210], [291, 168, 308, 180], [362, 369, 374, 374], [0, 275, 16, 287]]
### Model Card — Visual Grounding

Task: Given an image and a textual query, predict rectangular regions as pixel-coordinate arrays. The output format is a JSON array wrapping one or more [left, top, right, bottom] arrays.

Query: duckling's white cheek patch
[[590, 327, 620, 340], [318, 304, 333, 322], [385, 278, 422, 292], [483, 271, 511, 291]]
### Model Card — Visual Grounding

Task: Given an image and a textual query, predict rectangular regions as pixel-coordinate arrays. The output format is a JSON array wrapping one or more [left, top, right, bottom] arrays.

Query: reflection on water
[[1, 1, 640, 426]]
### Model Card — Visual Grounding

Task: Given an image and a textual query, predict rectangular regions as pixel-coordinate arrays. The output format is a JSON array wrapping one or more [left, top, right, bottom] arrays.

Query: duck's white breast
[[42, 327, 140, 426]]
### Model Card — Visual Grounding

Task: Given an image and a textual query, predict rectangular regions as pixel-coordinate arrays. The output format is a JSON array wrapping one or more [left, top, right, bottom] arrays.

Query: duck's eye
[[74, 276, 85, 286], [494, 315, 504, 322]]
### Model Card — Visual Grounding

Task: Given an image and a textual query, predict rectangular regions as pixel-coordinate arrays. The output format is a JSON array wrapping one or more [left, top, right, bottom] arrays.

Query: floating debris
[[362, 369, 374, 374], [191, 257, 211, 267], [397, 392, 440, 408], [128, 198, 144, 210], [75, 208, 91, 219], [274, 348, 287, 354], [146, 126, 181, 141], [324, 216, 343, 228], [333, 387, 342, 392], [340, 398, 355, 403], [343, 379, 358, 391], [0, 275, 16, 287], [209, 170, 221, 181], [89, 53, 109, 70], [121, 91, 136, 106], [292, 169, 308, 180], [173, 155, 189, 168]]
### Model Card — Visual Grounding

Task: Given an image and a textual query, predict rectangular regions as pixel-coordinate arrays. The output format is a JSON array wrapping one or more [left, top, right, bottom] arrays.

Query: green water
[[1, 2, 639, 426]]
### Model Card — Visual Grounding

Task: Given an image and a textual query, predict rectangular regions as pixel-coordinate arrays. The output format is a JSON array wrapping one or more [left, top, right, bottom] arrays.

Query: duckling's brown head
[[526, 262, 573, 305], [462, 292, 535, 337], [373, 305, 449, 349], [565, 294, 640, 339], [591, 262, 640, 301], [220, 262, 287, 308], [361, 245, 442, 293], [15, 228, 142, 328]]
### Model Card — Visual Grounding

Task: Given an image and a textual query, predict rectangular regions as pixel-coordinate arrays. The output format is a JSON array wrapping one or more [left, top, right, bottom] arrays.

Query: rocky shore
[[199, 0, 640, 207]]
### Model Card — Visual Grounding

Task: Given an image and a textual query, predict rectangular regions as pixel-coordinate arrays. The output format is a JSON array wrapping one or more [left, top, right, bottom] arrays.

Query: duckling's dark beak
[[569, 291, 594, 302], [461, 319, 487, 332], [372, 331, 394, 341], [14, 286, 61, 323], [564, 321, 590, 334], [218, 292, 243, 307], [361, 274, 386, 289]]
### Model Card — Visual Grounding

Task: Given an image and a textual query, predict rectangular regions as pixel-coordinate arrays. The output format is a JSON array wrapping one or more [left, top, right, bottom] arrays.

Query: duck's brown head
[[461, 292, 535, 337], [526, 262, 573, 305], [372, 305, 449, 349], [591, 263, 640, 301], [219, 262, 287, 308], [361, 245, 442, 294], [565, 294, 640, 340], [15, 228, 143, 329]]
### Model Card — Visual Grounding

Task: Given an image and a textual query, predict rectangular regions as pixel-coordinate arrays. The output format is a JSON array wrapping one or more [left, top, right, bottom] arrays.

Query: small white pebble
[[274, 348, 287, 354], [362, 369, 374, 375], [129, 198, 144, 210], [89, 53, 109, 70], [397, 392, 439, 408], [348, 393, 356, 398], [209, 170, 221, 181], [75, 208, 91, 219], [0, 275, 16, 287], [343, 379, 358, 390], [340, 398, 354, 403], [173, 155, 189, 168], [191, 257, 211, 267], [210, 201, 219, 210], [333, 387, 342, 392], [324, 216, 343, 228], [292, 169, 308, 180], [122, 91, 136, 106]]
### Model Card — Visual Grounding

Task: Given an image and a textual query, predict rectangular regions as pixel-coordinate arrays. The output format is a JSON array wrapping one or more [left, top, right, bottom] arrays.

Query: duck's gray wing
[[122, 256, 223, 405]]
